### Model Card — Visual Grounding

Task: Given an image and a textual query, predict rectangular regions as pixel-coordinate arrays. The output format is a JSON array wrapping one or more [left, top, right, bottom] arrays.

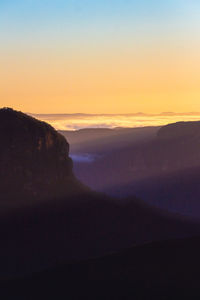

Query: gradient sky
[[1, 0, 200, 113]]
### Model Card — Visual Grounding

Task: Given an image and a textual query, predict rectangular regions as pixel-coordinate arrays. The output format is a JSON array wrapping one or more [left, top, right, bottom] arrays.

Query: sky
[[1, 0, 200, 114]]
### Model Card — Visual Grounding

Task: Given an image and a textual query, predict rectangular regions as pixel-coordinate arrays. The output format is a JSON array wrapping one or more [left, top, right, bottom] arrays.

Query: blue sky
[[1, 0, 199, 52], [0, 0, 196, 41], [1, 1, 200, 114]]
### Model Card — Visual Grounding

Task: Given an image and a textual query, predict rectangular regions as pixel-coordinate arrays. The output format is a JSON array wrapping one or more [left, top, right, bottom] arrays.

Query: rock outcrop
[[0, 108, 74, 200]]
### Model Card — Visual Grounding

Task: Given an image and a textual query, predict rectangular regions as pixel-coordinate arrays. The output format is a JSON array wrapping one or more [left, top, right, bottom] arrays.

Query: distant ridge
[[31, 112, 200, 117]]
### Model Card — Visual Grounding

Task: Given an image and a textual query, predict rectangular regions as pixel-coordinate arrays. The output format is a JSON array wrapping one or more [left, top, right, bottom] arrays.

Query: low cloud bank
[[32, 113, 200, 131]]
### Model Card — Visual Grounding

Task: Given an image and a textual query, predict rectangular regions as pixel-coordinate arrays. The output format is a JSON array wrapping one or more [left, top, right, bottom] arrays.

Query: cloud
[[31, 113, 200, 131]]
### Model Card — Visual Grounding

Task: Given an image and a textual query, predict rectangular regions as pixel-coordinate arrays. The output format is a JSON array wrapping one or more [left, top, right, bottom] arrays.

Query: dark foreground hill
[[4, 237, 200, 299], [2, 192, 200, 278], [20, 236, 200, 284], [0, 108, 200, 280]]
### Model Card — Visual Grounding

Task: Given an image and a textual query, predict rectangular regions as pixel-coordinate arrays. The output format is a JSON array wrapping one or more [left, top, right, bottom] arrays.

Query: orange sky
[[1, 1, 200, 114], [1, 46, 200, 114]]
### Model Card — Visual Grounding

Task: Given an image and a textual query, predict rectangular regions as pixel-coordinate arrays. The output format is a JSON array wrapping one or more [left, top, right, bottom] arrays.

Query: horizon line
[[30, 112, 200, 116]]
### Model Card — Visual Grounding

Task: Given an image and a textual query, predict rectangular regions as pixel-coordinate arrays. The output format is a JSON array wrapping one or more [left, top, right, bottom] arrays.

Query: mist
[[32, 113, 200, 131]]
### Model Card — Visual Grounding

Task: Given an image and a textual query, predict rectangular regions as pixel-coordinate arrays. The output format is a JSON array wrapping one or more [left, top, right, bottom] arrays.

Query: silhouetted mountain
[[0, 109, 200, 279], [0, 108, 75, 201], [70, 121, 200, 217]]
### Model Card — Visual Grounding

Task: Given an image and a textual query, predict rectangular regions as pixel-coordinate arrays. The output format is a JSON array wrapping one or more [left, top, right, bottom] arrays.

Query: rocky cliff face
[[0, 108, 74, 200]]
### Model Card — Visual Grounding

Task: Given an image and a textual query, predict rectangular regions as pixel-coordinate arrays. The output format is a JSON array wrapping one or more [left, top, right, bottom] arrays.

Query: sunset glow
[[32, 113, 200, 130], [1, 1, 200, 114]]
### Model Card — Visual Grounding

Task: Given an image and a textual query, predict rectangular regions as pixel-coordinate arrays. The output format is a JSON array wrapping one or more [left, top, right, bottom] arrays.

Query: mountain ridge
[[0, 108, 200, 278]]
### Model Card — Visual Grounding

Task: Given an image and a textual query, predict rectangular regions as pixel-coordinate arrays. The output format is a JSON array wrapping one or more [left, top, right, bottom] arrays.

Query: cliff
[[0, 108, 74, 200]]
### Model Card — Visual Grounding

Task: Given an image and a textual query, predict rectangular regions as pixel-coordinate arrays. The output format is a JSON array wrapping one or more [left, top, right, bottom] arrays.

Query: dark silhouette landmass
[[0, 108, 200, 293], [0, 108, 75, 202], [4, 237, 200, 298], [20, 236, 200, 284]]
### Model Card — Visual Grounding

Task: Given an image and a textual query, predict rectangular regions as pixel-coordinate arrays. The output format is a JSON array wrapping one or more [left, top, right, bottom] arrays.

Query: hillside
[[4, 236, 200, 298], [70, 121, 200, 217], [61, 126, 159, 154], [0, 109, 199, 278], [24, 236, 200, 284]]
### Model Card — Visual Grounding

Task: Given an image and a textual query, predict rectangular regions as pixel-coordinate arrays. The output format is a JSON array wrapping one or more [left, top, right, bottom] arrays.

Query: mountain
[[106, 165, 200, 217], [0, 108, 200, 278], [70, 121, 200, 217], [158, 120, 200, 140], [0, 108, 77, 202]]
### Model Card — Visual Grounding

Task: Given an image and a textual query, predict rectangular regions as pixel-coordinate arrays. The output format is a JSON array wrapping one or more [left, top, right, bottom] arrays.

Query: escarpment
[[0, 108, 75, 200]]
